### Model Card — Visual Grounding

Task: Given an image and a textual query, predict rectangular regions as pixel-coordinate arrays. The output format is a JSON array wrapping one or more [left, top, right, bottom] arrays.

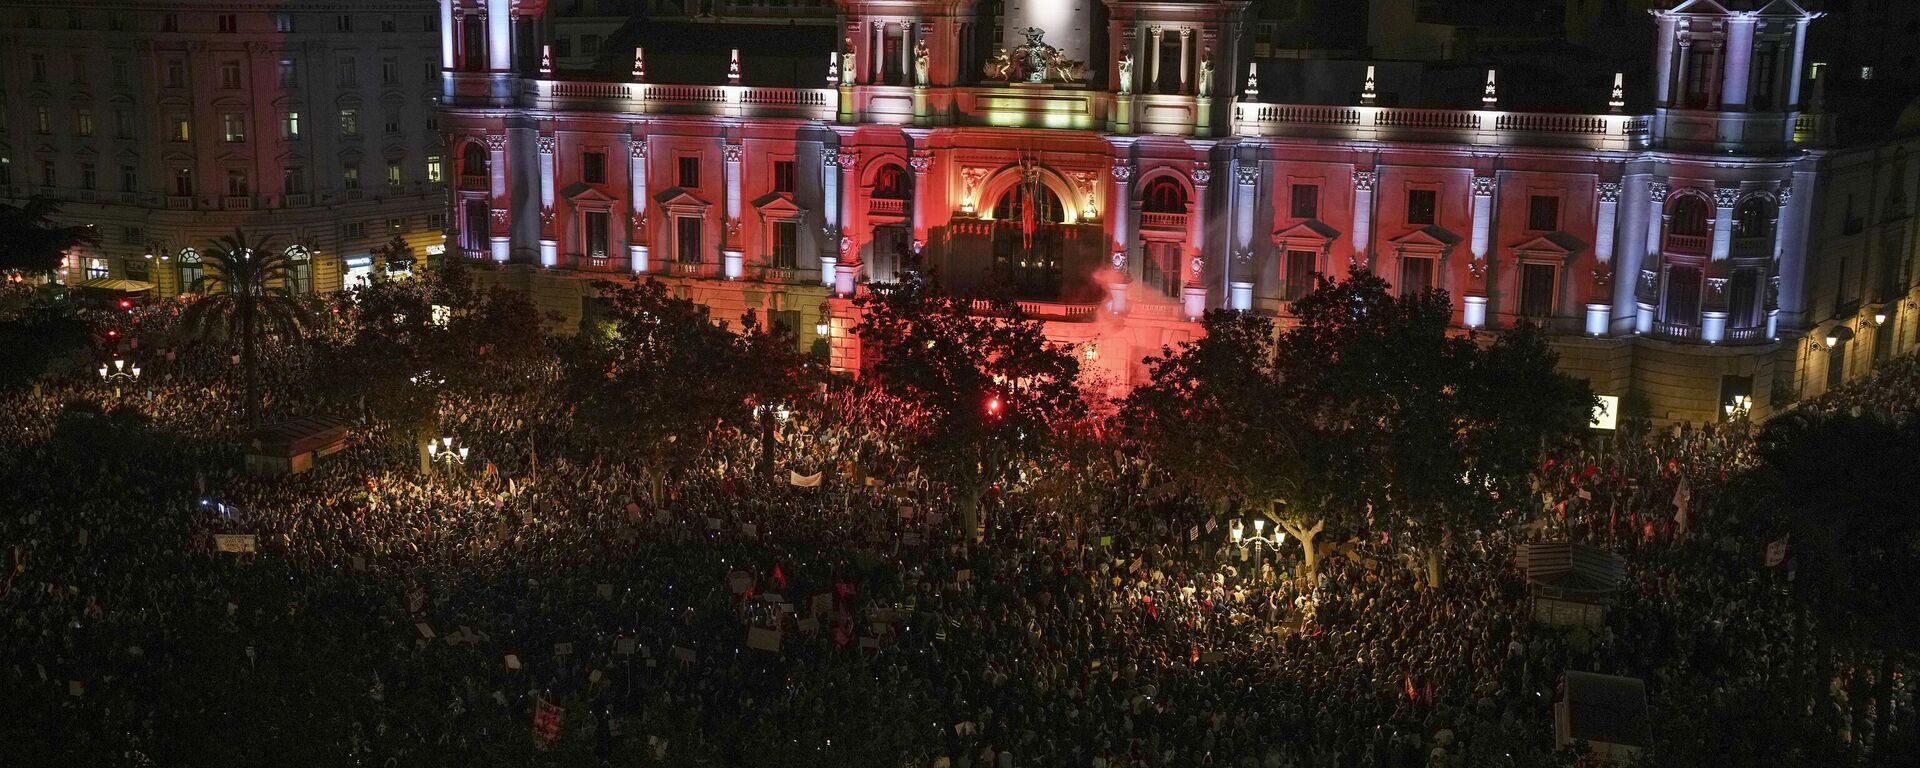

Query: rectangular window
[[79, 163, 96, 190], [1519, 262, 1557, 318], [287, 259, 311, 294], [336, 15, 352, 33], [226, 169, 249, 196], [71, 54, 87, 84], [30, 54, 47, 83], [1664, 265, 1703, 325], [75, 109, 94, 137], [165, 59, 186, 88], [115, 111, 134, 139], [36, 107, 52, 135], [676, 216, 702, 262], [41, 161, 56, 187], [1751, 44, 1779, 110], [381, 58, 399, 85], [173, 167, 193, 196], [220, 61, 242, 89], [337, 58, 357, 87], [281, 111, 303, 139], [772, 220, 798, 269], [1290, 184, 1318, 219], [222, 113, 246, 143], [678, 156, 700, 189], [283, 167, 307, 195], [279, 59, 299, 87], [1284, 250, 1316, 301], [1406, 189, 1437, 225], [342, 164, 360, 190], [583, 152, 606, 184], [383, 111, 399, 134], [386, 160, 403, 188], [1684, 49, 1713, 108], [112, 57, 129, 86], [774, 160, 795, 194], [339, 109, 359, 136], [67, 10, 81, 29], [342, 221, 366, 239], [217, 14, 237, 33], [125, 257, 149, 282], [162, 14, 178, 33], [426, 155, 444, 183], [122, 225, 143, 245], [582, 35, 603, 55], [120, 165, 137, 192], [387, 217, 406, 232], [380, 16, 396, 33], [86, 258, 109, 280], [1398, 256, 1433, 295], [1728, 267, 1761, 328], [585, 211, 610, 258], [275, 13, 295, 33], [171, 115, 191, 141], [427, 212, 447, 231], [1527, 195, 1560, 232]]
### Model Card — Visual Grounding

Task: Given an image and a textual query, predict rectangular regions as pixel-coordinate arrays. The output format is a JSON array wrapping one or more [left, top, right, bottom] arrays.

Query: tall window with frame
[[1284, 250, 1317, 301], [584, 211, 610, 260], [1398, 256, 1434, 295], [1518, 262, 1557, 319], [1751, 42, 1779, 110], [583, 152, 606, 184], [1663, 264, 1703, 326], [1683, 47, 1715, 109], [771, 220, 798, 269], [1728, 267, 1761, 329], [286, 248, 312, 294], [178, 249, 203, 292], [1406, 189, 1437, 225], [677, 156, 700, 189], [773, 160, 795, 195], [676, 216, 702, 263], [1527, 195, 1560, 232]]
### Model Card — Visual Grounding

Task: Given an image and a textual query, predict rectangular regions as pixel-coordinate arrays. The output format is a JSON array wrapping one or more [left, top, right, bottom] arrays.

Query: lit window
[[281, 111, 303, 139], [171, 115, 191, 142], [75, 109, 94, 137], [1861, 66, 1875, 81], [387, 160, 403, 188], [36, 107, 52, 134], [222, 113, 247, 143], [339, 109, 359, 136], [426, 155, 444, 183], [342, 164, 360, 190]]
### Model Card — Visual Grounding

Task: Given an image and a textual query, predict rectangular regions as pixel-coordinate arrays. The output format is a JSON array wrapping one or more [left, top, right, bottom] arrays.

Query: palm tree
[[180, 230, 309, 429]]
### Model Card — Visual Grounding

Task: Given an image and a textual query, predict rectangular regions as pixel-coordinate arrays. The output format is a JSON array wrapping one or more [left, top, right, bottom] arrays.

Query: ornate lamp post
[[98, 358, 142, 398]]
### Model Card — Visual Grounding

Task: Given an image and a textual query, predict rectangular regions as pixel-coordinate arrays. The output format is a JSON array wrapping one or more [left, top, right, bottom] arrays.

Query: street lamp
[[1723, 394, 1753, 422], [426, 436, 469, 470], [98, 358, 142, 398], [1230, 517, 1287, 581]]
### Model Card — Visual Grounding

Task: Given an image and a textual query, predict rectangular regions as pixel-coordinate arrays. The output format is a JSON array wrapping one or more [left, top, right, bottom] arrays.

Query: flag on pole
[[1672, 475, 1692, 535], [1765, 536, 1790, 567]]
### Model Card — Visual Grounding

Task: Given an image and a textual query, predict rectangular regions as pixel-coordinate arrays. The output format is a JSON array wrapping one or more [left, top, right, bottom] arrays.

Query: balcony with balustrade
[[520, 79, 838, 121], [1232, 103, 1651, 151]]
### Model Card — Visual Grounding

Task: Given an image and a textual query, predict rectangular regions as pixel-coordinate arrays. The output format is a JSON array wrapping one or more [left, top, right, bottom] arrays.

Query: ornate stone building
[[0, 0, 448, 295], [440, 0, 1906, 423]]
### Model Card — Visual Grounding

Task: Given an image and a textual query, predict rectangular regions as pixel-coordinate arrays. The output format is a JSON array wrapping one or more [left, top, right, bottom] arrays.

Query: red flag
[[533, 698, 564, 746], [1404, 676, 1418, 700]]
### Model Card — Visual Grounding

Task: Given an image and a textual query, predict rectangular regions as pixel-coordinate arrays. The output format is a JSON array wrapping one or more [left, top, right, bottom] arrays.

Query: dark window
[[676, 216, 702, 262], [461, 143, 489, 186], [1142, 177, 1187, 213], [585, 211, 609, 259], [1683, 48, 1714, 108], [1729, 267, 1761, 328], [1519, 262, 1556, 318], [1528, 195, 1560, 231], [677, 157, 700, 189], [1663, 265, 1702, 325], [772, 221, 798, 269], [1670, 196, 1710, 238], [773, 160, 795, 194], [1291, 184, 1318, 219], [1751, 43, 1779, 110], [1406, 189, 1437, 225], [217, 13, 236, 33], [1284, 250, 1316, 301], [873, 164, 910, 199], [583, 152, 606, 184], [462, 199, 490, 252], [1399, 256, 1434, 295]]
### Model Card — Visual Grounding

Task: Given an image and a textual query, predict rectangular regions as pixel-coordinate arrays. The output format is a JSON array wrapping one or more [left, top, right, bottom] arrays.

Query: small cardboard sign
[[615, 637, 636, 656], [505, 654, 522, 670], [415, 622, 435, 639], [746, 627, 782, 652], [596, 583, 614, 600]]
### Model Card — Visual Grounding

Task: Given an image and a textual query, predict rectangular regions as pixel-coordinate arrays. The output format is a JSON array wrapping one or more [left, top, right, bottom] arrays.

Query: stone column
[[538, 135, 558, 267], [1710, 186, 1737, 263], [1230, 162, 1258, 311], [723, 141, 744, 280], [1466, 175, 1495, 329], [1351, 170, 1376, 265], [487, 0, 512, 71], [1149, 27, 1163, 92], [486, 132, 510, 262], [901, 21, 914, 86], [1178, 29, 1192, 93], [1721, 16, 1755, 109], [1591, 181, 1622, 336], [1653, 13, 1676, 106], [835, 150, 860, 295], [1470, 175, 1494, 261], [438, 0, 455, 70], [1185, 166, 1211, 319], [1108, 159, 1133, 314], [1637, 181, 1669, 334], [820, 148, 840, 286], [629, 139, 649, 273], [1787, 19, 1809, 108]]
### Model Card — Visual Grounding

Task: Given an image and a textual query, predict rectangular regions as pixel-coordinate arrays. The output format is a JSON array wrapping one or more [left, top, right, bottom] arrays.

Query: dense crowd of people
[[3, 288, 1915, 767]]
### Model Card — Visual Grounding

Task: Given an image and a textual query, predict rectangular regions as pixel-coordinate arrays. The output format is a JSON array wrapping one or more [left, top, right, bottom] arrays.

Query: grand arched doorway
[[990, 181, 1066, 298]]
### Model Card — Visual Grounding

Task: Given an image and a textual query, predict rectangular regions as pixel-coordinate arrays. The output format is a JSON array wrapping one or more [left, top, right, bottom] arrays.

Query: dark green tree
[[0, 197, 96, 277], [179, 230, 309, 429], [853, 275, 1085, 533]]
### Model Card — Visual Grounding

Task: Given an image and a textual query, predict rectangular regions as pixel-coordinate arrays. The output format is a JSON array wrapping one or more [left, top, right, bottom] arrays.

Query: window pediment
[[1387, 225, 1463, 258], [1272, 219, 1341, 248], [656, 187, 709, 215], [752, 191, 803, 216], [1510, 232, 1585, 262], [562, 182, 616, 204]]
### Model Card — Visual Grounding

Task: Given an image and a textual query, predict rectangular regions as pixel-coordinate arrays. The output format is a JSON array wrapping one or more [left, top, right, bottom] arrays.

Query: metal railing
[[1234, 102, 1650, 150]]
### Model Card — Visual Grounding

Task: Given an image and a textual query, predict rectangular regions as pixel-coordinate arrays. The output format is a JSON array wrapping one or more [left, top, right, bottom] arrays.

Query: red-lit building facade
[[440, 0, 1857, 423]]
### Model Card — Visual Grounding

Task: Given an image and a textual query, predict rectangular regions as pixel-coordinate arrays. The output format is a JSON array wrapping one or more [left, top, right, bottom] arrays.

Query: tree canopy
[[0, 198, 97, 276]]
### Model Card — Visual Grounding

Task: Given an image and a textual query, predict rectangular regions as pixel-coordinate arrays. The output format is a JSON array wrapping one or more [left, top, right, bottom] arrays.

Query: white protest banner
[[615, 637, 637, 656], [1765, 536, 1790, 568], [746, 627, 782, 652], [211, 534, 258, 553], [728, 571, 753, 595], [788, 470, 823, 488]]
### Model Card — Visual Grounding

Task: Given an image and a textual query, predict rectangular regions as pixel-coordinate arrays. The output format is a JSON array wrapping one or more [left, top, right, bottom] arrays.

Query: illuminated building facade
[[0, 0, 449, 295], [441, 0, 1909, 423]]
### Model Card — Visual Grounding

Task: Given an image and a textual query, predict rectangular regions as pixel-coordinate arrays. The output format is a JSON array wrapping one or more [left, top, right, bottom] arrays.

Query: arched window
[[177, 247, 203, 293], [1733, 198, 1772, 239], [993, 182, 1064, 224], [1141, 177, 1187, 214], [872, 163, 910, 200], [1669, 195, 1711, 238], [991, 181, 1066, 298], [460, 142, 488, 189]]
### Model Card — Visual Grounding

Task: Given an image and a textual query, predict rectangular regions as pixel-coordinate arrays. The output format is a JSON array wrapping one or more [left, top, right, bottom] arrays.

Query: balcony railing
[[1233, 102, 1650, 151], [223, 195, 253, 210], [1731, 236, 1771, 258], [969, 298, 1100, 322], [459, 174, 489, 191], [1140, 211, 1187, 231], [666, 260, 719, 278], [522, 79, 838, 121], [1653, 321, 1700, 341], [868, 198, 907, 217], [1725, 326, 1768, 344], [1664, 233, 1709, 254]]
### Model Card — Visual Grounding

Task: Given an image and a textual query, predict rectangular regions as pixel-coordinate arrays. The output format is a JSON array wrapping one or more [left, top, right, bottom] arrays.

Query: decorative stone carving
[[489, 208, 509, 225], [913, 40, 929, 86], [908, 152, 932, 174], [836, 151, 858, 169], [1706, 276, 1729, 298], [1110, 161, 1133, 183], [1069, 171, 1097, 195], [1648, 181, 1669, 202], [723, 143, 744, 163], [1467, 259, 1487, 280], [1352, 171, 1376, 191], [962, 167, 989, 196], [839, 235, 853, 256], [629, 140, 647, 159], [1713, 186, 1741, 209], [1597, 181, 1622, 203], [1592, 264, 1613, 287], [840, 38, 856, 87], [1111, 251, 1127, 269], [1777, 184, 1793, 202], [1191, 167, 1212, 186], [1471, 176, 1495, 197], [484, 134, 509, 152], [1190, 257, 1204, 275], [1236, 166, 1259, 186], [985, 48, 1012, 81], [1117, 54, 1133, 95], [1639, 268, 1659, 293], [1197, 54, 1214, 96], [536, 136, 556, 155]]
